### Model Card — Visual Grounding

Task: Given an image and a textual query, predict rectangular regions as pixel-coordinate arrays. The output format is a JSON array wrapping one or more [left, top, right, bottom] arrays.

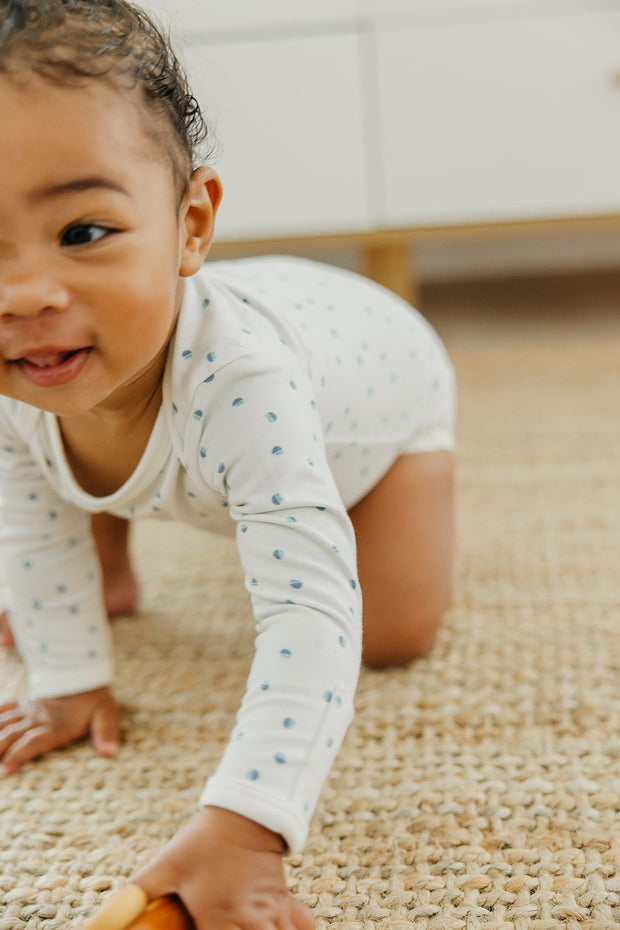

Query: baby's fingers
[[90, 699, 120, 758], [0, 716, 33, 765], [291, 897, 315, 930], [0, 701, 20, 721], [0, 723, 57, 775]]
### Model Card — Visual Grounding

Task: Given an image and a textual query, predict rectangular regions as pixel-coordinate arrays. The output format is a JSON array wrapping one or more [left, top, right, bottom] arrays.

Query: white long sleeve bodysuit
[[0, 257, 455, 853]]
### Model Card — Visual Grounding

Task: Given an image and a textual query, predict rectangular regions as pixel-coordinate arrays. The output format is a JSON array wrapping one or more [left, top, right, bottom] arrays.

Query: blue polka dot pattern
[[3, 254, 454, 858]]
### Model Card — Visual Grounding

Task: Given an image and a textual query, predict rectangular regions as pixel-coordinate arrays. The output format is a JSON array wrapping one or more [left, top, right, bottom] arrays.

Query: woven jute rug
[[1, 277, 619, 928]]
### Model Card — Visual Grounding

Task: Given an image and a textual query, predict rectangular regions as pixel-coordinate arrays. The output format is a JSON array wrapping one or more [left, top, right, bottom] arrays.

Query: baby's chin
[[1, 345, 167, 419]]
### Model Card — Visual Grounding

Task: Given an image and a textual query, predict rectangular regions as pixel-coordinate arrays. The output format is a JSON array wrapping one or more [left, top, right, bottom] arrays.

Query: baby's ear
[[179, 167, 223, 276]]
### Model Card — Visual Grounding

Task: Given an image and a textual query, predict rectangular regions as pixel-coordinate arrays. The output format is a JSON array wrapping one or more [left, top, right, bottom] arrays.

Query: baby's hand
[[0, 687, 120, 775], [132, 807, 314, 930]]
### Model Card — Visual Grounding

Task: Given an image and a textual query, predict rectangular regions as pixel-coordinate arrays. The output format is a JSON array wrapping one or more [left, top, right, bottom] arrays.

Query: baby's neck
[[58, 384, 162, 497]]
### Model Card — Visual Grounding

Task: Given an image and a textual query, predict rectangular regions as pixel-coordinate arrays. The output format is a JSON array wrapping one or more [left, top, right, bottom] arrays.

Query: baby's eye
[[61, 224, 111, 247]]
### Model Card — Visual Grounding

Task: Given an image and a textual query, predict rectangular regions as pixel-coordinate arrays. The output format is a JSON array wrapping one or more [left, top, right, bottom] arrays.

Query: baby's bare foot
[[0, 611, 15, 650], [92, 513, 139, 618], [103, 566, 140, 618]]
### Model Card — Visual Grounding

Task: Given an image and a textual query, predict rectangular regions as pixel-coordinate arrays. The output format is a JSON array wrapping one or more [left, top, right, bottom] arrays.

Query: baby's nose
[[0, 266, 70, 321]]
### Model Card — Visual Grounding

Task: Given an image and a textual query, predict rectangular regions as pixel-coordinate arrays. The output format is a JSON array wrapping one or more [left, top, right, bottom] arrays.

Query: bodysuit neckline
[[42, 404, 170, 512]]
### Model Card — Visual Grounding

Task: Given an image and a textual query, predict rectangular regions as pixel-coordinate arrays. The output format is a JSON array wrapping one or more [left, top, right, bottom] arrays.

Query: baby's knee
[[362, 607, 443, 668]]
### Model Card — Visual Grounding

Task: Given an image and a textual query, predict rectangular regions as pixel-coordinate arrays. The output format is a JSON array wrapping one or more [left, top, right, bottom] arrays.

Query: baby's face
[[0, 75, 206, 417]]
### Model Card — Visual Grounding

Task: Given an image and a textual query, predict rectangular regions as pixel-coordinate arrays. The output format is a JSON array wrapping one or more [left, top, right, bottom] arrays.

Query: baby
[[0, 1, 456, 927]]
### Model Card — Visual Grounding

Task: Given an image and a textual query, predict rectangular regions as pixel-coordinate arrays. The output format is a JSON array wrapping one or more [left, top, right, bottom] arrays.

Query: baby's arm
[[126, 354, 361, 928], [0, 419, 118, 769], [195, 356, 362, 849]]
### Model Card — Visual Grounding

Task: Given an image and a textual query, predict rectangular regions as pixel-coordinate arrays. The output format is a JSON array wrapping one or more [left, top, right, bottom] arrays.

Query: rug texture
[[0, 282, 619, 928]]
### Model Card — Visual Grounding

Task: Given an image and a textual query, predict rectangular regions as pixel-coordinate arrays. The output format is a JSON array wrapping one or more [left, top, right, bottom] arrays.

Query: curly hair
[[0, 0, 214, 195]]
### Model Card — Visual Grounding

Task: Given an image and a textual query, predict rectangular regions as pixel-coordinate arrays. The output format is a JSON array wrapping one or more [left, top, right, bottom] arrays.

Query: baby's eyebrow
[[26, 176, 131, 203]]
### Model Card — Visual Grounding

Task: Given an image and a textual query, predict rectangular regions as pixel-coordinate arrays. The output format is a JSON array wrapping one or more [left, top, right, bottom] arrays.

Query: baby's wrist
[[198, 805, 287, 854]]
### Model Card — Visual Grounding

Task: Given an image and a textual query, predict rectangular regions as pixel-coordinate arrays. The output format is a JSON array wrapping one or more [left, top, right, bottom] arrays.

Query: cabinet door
[[368, 0, 597, 22], [184, 34, 369, 239], [142, 0, 359, 34], [376, 12, 620, 225]]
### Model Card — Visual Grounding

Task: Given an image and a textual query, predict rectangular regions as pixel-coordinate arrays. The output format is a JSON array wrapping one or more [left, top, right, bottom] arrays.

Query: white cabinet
[[367, 0, 613, 22], [185, 34, 369, 239], [135, 0, 620, 289], [142, 0, 359, 35], [375, 12, 620, 226], [136, 0, 369, 239]]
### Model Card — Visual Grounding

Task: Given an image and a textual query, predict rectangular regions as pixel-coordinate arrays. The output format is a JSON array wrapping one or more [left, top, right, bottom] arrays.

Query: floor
[[420, 269, 620, 348], [0, 267, 619, 928]]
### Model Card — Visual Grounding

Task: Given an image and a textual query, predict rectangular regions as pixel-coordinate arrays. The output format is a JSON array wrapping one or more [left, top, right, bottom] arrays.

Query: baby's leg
[[0, 513, 138, 650], [91, 512, 140, 618], [349, 450, 454, 667]]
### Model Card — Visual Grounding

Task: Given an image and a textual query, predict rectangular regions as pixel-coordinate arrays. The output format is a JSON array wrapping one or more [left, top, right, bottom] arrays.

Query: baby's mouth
[[14, 347, 93, 387], [22, 349, 82, 369]]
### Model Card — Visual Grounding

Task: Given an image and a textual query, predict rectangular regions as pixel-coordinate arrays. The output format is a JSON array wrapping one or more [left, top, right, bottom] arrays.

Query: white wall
[[138, 0, 620, 280]]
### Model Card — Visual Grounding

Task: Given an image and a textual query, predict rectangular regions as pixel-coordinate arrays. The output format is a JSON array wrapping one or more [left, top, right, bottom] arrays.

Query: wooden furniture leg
[[361, 240, 420, 307]]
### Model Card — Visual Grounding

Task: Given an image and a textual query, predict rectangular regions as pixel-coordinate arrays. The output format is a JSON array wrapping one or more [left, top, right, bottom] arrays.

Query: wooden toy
[[82, 885, 194, 930], [125, 894, 194, 929]]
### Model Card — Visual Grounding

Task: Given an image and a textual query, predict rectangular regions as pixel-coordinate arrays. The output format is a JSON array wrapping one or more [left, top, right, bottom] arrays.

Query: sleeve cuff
[[28, 661, 114, 700], [199, 775, 309, 854]]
